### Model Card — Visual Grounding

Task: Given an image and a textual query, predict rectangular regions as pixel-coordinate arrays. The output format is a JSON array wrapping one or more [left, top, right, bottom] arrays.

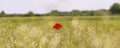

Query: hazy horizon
[[0, 0, 120, 14]]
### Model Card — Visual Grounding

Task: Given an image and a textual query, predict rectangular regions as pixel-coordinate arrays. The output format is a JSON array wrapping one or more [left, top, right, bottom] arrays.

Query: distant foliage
[[81, 11, 92, 16], [0, 10, 111, 17], [48, 10, 60, 16], [70, 10, 81, 16], [28, 11, 34, 16], [92, 9, 110, 16], [109, 3, 120, 15], [0, 11, 6, 17]]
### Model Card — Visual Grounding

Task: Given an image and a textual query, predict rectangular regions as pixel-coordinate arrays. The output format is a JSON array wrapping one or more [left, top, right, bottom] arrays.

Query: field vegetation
[[0, 16, 120, 48]]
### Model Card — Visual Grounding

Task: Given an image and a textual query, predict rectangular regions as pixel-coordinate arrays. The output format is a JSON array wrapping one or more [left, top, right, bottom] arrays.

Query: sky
[[0, 0, 120, 14]]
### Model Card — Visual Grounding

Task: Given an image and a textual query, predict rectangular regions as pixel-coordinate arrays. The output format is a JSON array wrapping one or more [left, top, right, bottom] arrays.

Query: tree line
[[0, 3, 120, 17]]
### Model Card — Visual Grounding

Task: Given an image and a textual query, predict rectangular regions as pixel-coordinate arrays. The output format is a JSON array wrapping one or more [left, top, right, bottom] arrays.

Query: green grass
[[0, 16, 120, 48]]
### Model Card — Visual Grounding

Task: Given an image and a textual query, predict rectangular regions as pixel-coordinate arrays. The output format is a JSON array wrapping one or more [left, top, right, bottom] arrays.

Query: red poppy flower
[[53, 23, 62, 30]]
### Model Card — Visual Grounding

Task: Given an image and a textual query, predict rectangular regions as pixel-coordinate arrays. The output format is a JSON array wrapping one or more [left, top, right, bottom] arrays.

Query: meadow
[[0, 16, 120, 48]]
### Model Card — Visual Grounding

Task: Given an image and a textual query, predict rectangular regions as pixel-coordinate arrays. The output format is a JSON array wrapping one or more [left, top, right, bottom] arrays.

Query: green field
[[0, 16, 120, 48]]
